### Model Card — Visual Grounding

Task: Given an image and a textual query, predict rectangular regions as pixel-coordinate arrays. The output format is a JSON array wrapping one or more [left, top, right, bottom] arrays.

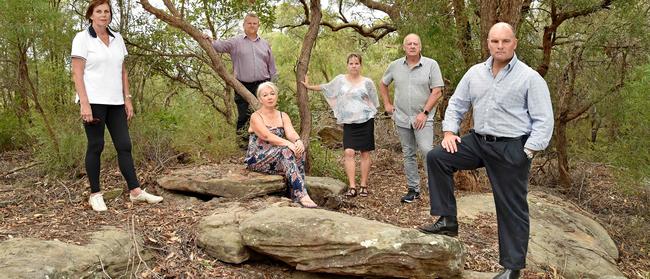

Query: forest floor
[[0, 148, 648, 279]]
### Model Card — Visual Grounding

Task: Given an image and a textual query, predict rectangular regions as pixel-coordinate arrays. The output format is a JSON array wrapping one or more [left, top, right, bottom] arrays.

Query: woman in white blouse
[[71, 0, 162, 211], [302, 53, 380, 197]]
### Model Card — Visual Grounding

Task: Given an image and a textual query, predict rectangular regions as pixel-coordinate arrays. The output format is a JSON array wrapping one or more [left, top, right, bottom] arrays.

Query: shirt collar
[[242, 34, 260, 41], [484, 53, 519, 72], [401, 55, 423, 67], [88, 25, 115, 39]]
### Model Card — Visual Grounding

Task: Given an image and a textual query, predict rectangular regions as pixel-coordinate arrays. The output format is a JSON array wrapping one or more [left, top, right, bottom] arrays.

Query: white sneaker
[[89, 193, 107, 211], [130, 190, 163, 204]]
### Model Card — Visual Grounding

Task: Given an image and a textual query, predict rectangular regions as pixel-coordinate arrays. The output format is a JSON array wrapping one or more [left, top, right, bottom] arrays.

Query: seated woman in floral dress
[[244, 82, 318, 208]]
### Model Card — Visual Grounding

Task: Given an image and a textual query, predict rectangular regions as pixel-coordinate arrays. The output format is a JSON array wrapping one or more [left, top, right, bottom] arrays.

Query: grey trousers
[[426, 131, 531, 270], [396, 122, 434, 192]]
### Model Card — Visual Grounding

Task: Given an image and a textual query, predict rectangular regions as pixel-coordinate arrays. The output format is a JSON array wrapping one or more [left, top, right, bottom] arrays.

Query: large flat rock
[[157, 164, 346, 205], [457, 192, 624, 278], [240, 207, 464, 278], [157, 164, 285, 199], [0, 227, 152, 278], [196, 198, 293, 264]]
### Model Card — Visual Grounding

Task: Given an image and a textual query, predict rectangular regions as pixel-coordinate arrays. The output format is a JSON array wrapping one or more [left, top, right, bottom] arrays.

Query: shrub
[[0, 110, 31, 152], [308, 139, 346, 182], [29, 109, 85, 176]]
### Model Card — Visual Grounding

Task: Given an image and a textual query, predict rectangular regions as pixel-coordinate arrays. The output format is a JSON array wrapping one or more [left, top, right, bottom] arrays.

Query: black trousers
[[84, 104, 139, 193], [235, 79, 268, 143], [426, 131, 531, 270]]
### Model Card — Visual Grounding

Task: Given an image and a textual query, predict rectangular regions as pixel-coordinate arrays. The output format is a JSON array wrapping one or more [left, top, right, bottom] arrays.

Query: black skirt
[[343, 118, 375, 151]]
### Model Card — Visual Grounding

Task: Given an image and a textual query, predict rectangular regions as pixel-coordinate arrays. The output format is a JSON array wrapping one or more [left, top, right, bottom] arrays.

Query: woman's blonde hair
[[256, 81, 279, 96]]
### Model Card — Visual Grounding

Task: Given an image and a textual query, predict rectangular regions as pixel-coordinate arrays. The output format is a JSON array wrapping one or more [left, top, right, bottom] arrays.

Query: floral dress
[[244, 124, 307, 202]]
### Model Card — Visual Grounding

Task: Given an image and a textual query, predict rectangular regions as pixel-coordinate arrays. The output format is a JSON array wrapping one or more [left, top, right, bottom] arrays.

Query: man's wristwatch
[[422, 108, 430, 115], [524, 148, 535, 159]]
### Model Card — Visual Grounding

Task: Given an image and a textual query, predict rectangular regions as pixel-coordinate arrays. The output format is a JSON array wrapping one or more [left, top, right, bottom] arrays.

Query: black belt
[[472, 130, 526, 142], [238, 79, 270, 85]]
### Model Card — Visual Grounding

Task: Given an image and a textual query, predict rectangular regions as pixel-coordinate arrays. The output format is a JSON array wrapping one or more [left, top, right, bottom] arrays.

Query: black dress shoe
[[492, 269, 520, 279], [418, 216, 458, 236]]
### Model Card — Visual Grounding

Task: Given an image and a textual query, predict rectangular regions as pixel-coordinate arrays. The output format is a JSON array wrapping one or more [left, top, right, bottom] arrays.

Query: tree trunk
[[17, 43, 60, 153], [295, 0, 322, 172], [13, 45, 30, 118], [479, 0, 529, 58], [451, 0, 474, 67], [555, 119, 571, 188]]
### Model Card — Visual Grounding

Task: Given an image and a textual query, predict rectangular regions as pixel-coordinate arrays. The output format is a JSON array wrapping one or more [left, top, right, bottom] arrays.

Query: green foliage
[[570, 63, 650, 186], [0, 110, 31, 151], [395, 0, 468, 83], [128, 93, 240, 166], [308, 140, 346, 182], [602, 64, 650, 181], [28, 108, 86, 175]]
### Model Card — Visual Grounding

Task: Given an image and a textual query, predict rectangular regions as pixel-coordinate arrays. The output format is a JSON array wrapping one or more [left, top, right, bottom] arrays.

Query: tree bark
[[295, 0, 322, 171], [451, 0, 474, 67], [478, 0, 529, 59]]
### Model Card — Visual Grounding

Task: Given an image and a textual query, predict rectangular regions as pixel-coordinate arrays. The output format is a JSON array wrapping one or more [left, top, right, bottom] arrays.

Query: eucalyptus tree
[[0, 0, 77, 153]]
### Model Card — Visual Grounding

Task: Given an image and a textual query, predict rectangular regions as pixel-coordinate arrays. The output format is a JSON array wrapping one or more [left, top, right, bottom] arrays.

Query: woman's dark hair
[[85, 0, 113, 24], [347, 53, 363, 65]]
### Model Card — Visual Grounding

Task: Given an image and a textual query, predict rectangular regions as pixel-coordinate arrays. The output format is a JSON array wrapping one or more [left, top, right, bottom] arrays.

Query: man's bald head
[[488, 22, 516, 39], [403, 33, 422, 58], [403, 33, 421, 45], [487, 22, 518, 65]]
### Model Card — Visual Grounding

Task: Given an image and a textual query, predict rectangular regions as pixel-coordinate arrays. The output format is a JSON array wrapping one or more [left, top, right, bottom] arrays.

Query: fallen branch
[[129, 215, 162, 279], [1, 161, 41, 177], [98, 256, 113, 279], [57, 180, 74, 204]]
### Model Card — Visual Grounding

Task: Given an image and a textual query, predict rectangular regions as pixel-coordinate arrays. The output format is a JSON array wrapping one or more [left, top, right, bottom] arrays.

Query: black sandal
[[359, 186, 369, 197], [344, 187, 358, 197]]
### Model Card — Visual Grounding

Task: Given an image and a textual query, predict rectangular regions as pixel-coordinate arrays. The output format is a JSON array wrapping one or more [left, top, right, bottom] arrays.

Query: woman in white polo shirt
[[71, 0, 162, 211]]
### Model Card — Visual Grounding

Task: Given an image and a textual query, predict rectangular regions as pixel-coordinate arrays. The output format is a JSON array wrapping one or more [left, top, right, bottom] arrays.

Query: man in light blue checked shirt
[[380, 33, 444, 204], [418, 23, 554, 279]]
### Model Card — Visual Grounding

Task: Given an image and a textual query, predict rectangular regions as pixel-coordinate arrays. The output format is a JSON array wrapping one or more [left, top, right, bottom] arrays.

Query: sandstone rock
[[317, 126, 343, 148], [197, 198, 294, 264], [462, 270, 498, 279], [288, 270, 353, 279], [0, 227, 152, 278], [156, 163, 345, 208], [159, 188, 204, 204], [240, 207, 464, 278], [304, 176, 346, 206], [457, 192, 624, 278], [197, 202, 254, 264], [157, 164, 285, 199]]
